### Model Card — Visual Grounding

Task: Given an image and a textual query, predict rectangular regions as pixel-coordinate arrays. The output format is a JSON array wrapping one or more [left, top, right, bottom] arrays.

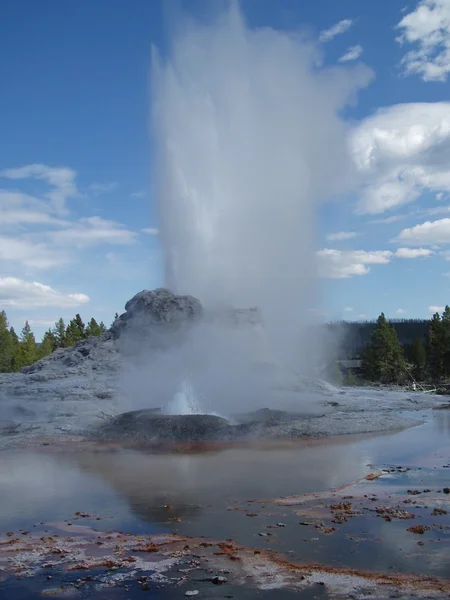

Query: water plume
[[151, 3, 371, 372], [136, 3, 373, 415]]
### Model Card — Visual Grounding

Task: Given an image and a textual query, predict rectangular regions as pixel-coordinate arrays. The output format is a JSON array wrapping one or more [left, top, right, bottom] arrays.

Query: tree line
[[0, 311, 114, 373], [327, 318, 429, 359], [346, 307, 450, 385]]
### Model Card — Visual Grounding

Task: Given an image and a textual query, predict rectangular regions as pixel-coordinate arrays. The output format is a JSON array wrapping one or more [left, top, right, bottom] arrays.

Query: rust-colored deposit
[[1, 523, 450, 598]]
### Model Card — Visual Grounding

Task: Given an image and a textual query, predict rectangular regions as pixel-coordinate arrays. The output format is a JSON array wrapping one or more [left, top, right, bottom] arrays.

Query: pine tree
[[9, 327, 19, 372], [427, 313, 445, 381], [18, 321, 38, 369], [410, 337, 426, 381], [343, 370, 357, 386], [361, 313, 406, 384], [39, 329, 56, 359], [0, 311, 13, 372], [53, 318, 66, 348], [441, 306, 450, 377], [85, 317, 103, 337], [111, 312, 119, 327], [65, 314, 86, 346]]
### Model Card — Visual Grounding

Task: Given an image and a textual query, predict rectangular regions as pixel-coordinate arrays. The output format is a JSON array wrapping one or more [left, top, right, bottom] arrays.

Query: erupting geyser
[[165, 377, 202, 416], [147, 2, 372, 414]]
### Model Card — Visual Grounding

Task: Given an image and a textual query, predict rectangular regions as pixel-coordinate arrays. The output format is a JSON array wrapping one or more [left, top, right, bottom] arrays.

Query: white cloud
[[51, 216, 138, 247], [319, 19, 354, 42], [396, 0, 450, 82], [351, 102, 450, 214], [357, 313, 368, 320], [130, 190, 146, 198], [429, 305, 445, 313], [28, 318, 59, 327], [0, 277, 89, 309], [396, 308, 406, 314], [317, 248, 392, 278], [344, 306, 354, 312], [0, 164, 79, 214], [395, 246, 434, 257], [326, 231, 357, 241], [0, 235, 71, 270], [141, 227, 159, 235], [88, 182, 118, 195], [339, 45, 363, 62], [0, 165, 139, 275], [0, 190, 69, 228], [397, 218, 450, 244]]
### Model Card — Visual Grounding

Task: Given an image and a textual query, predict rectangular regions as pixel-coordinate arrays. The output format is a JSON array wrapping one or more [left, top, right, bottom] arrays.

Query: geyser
[[129, 3, 374, 417], [152, 3, 372, 372]]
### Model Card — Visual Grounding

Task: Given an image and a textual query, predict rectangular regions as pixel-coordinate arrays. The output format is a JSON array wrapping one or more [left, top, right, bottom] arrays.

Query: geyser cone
[[151, 3, 372, 374]]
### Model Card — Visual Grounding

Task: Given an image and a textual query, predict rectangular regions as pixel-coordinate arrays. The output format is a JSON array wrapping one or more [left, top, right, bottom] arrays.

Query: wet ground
[[1, 408, 449, 598]]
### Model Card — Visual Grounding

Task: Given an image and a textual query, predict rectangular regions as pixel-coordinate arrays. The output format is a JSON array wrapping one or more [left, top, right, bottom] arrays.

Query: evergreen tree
[[17, 321, 38, 369], [98, 321, 106, 334], [39, 329, 56, 359], [65, 314, 85, 346], [0, 311, 14, 372], [343, 370, 357, 386], [441, 306, 450, 377], [427, 312, 445, 381], [53, 318, 66, 348], [9, 326, 19, 372], [111, 312, 119, 327], [332, 361, 343, 386], [361, 313, 406, 384], [410, 336, 426, 381], [85, 317, 104, 337]]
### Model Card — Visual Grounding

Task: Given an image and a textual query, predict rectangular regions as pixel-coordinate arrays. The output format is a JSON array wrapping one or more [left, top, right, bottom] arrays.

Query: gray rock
[[111, 288, 202, 353], [96, 411, 234, 442]]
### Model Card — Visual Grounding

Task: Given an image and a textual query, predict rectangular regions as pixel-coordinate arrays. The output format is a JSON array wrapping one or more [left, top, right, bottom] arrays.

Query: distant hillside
[[326, 319, 429, 359]]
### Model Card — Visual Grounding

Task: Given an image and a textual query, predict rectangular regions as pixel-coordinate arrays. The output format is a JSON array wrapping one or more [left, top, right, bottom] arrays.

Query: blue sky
[[1, 0, 450, 337]]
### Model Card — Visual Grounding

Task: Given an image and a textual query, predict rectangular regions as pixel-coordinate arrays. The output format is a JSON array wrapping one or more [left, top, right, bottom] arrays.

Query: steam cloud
[[117, 3, 373, 416], [151, 3, 372, 370]]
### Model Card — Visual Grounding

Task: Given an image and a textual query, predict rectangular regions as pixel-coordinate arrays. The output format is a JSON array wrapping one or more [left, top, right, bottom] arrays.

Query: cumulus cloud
[[317, 249, 392, 278], [319, 19, 354, 42], [397, 218, 450, 245], [0, 164, 79, 214], [326, 231, 357, 241], [429, 305, 445, 313], [351, 102, 450, 214], [0, 277, 89, 309], [396, 0, 450, 82], [395, 246, 434, 257], [339, 45, 363, 62]]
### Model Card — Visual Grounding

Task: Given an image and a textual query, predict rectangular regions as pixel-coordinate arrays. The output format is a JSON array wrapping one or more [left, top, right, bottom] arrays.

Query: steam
[[120, 3, 374, 416], [151, 3, 371, 371]]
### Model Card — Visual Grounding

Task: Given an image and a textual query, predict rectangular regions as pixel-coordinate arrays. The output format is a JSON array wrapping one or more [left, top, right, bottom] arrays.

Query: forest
[[333, 307, 450, 386], [0, 311, 115, 372]]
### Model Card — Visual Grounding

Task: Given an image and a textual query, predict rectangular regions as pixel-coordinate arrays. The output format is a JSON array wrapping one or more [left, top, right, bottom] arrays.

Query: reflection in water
[[0, 410, 449, 581], [434, 408, 450, 434]]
